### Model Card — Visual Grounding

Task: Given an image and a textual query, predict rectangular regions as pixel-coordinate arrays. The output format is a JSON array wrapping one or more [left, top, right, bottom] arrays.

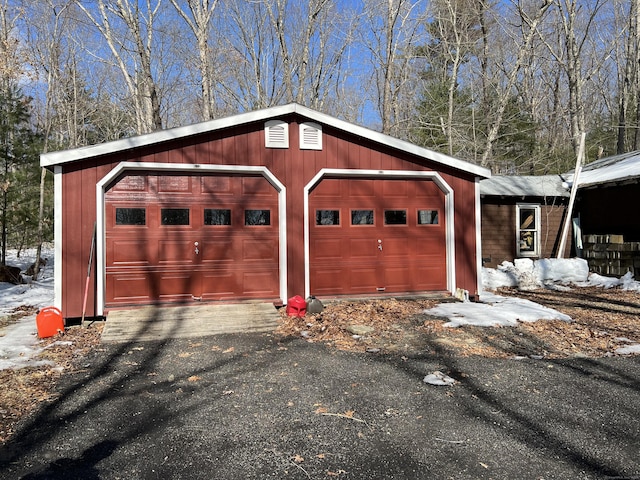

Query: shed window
[[384, 210, 407, 225], [116, 208, 146, 226], [516, 204, 540, 257], [316, 210, 340, 225], [245, 209, 271, 226], [204, 209, 231, 225], [351, 210, 374, 225], [161, 208, 190, 226], [418, 210, 439, 225]]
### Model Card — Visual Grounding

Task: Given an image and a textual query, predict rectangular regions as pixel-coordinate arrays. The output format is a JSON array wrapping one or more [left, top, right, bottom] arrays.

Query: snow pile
[[483, 257, 640, 293], [483, 257, 590, 291]]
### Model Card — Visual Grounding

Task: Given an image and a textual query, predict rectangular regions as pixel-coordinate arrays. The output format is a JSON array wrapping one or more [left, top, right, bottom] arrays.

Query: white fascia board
[[41, 103, 492, 180]]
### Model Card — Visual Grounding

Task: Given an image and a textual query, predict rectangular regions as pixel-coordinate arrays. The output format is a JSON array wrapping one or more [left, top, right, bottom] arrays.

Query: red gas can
[[286, 295, 307, 317], [36, 307, 64, 339]]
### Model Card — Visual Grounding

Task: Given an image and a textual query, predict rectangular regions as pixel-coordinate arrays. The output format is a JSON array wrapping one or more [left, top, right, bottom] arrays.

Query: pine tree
[[0, 84, 43, 266]]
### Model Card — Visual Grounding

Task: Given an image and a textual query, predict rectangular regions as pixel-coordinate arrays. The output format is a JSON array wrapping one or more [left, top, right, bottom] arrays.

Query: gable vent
[[300, 122, 322, 150], [265, 120, 289, 148]]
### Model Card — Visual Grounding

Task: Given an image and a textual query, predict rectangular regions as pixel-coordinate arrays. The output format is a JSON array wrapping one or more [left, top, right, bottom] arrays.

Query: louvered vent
[[265, 120, 289, 148], [299, 122, 322, 150]]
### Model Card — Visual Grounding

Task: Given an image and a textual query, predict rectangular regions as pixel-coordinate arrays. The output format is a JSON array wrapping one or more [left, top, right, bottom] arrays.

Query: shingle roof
[[480, 175, 568, 197]]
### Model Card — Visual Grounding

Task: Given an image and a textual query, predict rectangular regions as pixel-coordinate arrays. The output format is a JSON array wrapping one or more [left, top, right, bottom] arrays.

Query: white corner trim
[[303, 168, 456, 298], [95, 162, 287, 316], [53, 166, 63, 311], [475, 178, 483, 300]]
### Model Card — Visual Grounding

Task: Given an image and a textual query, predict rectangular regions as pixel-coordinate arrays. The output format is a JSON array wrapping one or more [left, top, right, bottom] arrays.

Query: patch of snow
[[616, 344, 640, 355], [0, 316, 54, 370], [0, 246, 56, 370], [427, 293, 572, 328]]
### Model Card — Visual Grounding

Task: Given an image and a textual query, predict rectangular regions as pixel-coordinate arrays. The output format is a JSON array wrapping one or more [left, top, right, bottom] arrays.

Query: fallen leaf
[[223, 347, 235, 354], [343, 410, 355, 418], [327, 470, 347, 476], [189, 342, 202, 348], [211, 346, 221, 351], [178, 352, 192, 358], [291, 454, 304, 463], [315, 406, 328, 414], [316, 453, 326, 459], [187, 375, 201, 382]]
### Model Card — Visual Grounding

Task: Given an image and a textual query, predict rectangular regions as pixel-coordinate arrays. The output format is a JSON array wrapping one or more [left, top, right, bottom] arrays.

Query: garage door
[[105, 172, 280, 306], [309, 178, 446, 296]]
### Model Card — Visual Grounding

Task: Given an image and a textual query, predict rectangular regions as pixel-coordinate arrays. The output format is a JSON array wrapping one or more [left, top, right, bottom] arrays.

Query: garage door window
[[205, 209, 231, 225], [417, 209, 439, 225], [115, 208, 146, 226], [384, 210, 407, 225], [316, 210, 340, 225], [161, 208, 190, 225], [351, 210, 374, 225], [245, 209, 271, 225]]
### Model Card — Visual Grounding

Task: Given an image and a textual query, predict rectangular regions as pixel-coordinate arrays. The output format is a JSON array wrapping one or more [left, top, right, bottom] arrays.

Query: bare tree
[[218, 0, 354, 114], [76, 0, 163, 134], [169, 0, 218, 121], [479, 0, 552, 167], [362, 0, 427, 136]]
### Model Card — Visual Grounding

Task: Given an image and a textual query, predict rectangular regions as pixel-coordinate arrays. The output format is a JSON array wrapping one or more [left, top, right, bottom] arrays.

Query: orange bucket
[[36, 307, 64, 339]]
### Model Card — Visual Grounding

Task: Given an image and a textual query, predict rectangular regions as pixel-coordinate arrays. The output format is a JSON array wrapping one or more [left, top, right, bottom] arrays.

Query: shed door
[[105, 173, 279, 306], [309, 178, 446, 296]]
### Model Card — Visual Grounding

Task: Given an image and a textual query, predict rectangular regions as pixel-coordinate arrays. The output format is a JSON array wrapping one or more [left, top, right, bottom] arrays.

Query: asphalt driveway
[[1, 331, 638, 479]]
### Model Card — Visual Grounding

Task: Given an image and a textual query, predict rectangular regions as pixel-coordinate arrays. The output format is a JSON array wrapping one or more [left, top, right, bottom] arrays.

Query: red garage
[[41, 104, 490, 320]]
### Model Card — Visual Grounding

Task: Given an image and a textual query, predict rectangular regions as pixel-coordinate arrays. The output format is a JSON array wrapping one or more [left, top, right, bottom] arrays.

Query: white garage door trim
[[303, 168, 456, 298], [95, 162, 287, 316]]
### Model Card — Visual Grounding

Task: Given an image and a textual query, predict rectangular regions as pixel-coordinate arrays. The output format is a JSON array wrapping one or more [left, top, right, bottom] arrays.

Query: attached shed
[[480, 175, 570, 267], [41, 104, 490, 320], [563, 151, 640, 275]]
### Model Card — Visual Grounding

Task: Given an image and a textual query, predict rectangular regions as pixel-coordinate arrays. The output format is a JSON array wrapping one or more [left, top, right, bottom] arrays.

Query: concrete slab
[[101, 302, 280, 343]]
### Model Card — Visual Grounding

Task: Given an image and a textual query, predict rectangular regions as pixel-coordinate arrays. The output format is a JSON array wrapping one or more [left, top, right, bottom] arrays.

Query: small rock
[[301, 330, 311, 338], [366, 348, 381, 354], [346, 325, 375, 336], [168, 374, 175, 382]]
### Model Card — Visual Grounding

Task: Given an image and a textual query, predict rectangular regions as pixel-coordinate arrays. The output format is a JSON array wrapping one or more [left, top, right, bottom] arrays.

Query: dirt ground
[[1, 286, 639, 445]]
